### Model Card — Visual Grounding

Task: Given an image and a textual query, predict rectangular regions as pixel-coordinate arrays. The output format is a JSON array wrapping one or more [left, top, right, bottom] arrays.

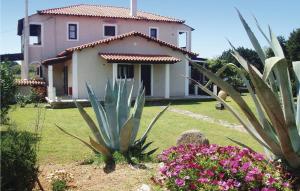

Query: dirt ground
[[37, 162, 159, 191]]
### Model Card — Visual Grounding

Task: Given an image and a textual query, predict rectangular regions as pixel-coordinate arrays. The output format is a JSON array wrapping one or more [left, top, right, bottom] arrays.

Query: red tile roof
[[58, 31, 197, 57], [99, 53, 181, 64], [42, 55, 71, 65], [38, 4, 184, 23], [16, 79, 46, 86]]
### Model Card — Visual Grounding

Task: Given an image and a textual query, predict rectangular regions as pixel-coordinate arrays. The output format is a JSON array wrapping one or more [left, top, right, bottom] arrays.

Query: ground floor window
[[117, 64, 134, 79]]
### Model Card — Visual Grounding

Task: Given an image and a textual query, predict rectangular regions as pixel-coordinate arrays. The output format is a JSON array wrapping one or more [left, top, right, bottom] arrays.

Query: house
[[17, 1, 200, 103]]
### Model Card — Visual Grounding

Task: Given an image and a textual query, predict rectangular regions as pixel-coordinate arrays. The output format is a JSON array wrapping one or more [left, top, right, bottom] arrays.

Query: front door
[[63, 65, 68, 95], [141, 65, 152, 96]]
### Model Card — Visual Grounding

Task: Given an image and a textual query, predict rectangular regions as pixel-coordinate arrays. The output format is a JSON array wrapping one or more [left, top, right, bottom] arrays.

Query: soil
[[36, 162, 158, 191]]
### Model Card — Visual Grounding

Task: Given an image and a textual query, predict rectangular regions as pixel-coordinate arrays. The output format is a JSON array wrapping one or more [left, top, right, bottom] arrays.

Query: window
[[178, 31, 187, 49], [68, 23, 78, 40], [117, 64, 134, 79], [36, 65, 43, 78], [104, 25, 116, 37], [149, 28, 158, 38], [29, 24, 42, 45]]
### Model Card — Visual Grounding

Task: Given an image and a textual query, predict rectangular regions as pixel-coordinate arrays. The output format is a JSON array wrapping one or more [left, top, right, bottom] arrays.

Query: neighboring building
[[17, 2, 198, 102]]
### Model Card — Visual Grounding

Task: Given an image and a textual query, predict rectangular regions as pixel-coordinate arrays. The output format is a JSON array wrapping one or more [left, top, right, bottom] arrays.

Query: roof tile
[[58, 31, 197, 57], [38, 4, 184, 23], [99, 53, 181, 63]]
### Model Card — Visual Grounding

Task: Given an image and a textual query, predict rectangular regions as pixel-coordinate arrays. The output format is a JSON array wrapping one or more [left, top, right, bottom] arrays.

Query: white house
[[17, 1, 199, 103]]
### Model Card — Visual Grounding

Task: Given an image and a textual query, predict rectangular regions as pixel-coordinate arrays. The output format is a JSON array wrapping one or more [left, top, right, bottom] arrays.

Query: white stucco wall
[[73, 35, 188, 99], [26, 14, 193, 66]]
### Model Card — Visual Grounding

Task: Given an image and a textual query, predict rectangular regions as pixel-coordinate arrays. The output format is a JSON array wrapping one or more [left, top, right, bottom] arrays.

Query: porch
[[46, 53, 191, 102], [45, 95, 213, 109]]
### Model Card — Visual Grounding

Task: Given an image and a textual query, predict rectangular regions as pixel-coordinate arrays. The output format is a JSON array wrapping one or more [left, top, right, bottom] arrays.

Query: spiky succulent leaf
[[56, 124, 99, 154], [130, 85, 146, 144], [89, 136, 112, 157], [293, 61, 300, 131], [187, 76, 272, 151], [75, 101, 109, 147], [120, 117, 135, 153], [191, 63, 282, 154], [236, 9, 266, 64], [117, 79, 130, 132], [248, 64, 300, 168], [227, 137, 254, 151], [86, 83, 111, 147], [140, 104, 169, 142], [104, 80, 119, 149], [146, 148, 158, 156]]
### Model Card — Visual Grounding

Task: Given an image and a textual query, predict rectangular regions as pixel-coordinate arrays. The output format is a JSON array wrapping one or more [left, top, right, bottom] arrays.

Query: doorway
[[141, 65, 152, 96]]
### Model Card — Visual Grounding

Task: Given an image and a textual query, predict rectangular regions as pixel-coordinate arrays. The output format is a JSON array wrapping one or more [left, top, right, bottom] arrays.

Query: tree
[[206, 47, 262, 89], [286, 28, 300, 61], [0, 61, 17, 124], [219, 47, 264, 72]]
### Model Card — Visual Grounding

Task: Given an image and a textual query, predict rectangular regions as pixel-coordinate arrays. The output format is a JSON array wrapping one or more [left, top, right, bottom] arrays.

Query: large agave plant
[[57, 79, 168, 166], [188, 10, 300, 170]]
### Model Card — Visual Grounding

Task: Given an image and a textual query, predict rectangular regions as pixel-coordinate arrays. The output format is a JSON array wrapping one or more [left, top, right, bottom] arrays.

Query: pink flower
[[175, 178, 185, 187], [197, 177, 209, 183], [241, 162, 251, 171]]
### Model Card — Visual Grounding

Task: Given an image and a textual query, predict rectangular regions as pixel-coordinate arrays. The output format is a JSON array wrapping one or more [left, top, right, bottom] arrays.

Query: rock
[[137, 184, 151, 191], [176, 130, 209, 146], [215, 102, 225, 110], [218, 90, 228, 101]]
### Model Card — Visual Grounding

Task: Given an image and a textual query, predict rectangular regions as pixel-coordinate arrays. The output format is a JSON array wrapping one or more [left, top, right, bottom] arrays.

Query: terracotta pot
[[218, 90, 228, 101]]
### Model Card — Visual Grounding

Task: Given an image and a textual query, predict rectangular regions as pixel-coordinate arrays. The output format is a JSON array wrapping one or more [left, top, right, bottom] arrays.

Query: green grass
[[172, 93, 258, 124], [8, 100, 263, 164]]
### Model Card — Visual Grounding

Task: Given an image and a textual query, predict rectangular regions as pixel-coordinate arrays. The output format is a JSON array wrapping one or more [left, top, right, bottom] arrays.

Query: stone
[[137, 184, 151, 191], [176, 130, 209, 146], [215, 102, 225, 110], [218, 90, 228, 101]]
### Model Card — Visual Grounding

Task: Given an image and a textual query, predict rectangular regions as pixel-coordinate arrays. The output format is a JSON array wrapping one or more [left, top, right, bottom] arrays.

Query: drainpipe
[[22, 0, 29, 79], [130, 0, 137, 17]]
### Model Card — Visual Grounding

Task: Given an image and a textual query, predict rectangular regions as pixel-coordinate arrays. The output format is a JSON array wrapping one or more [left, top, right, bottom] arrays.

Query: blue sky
[[0, 0, 299, 58]]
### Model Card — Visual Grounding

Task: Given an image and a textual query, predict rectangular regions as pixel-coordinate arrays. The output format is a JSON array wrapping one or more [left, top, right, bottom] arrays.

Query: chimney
[[130, 0, 137, 17]]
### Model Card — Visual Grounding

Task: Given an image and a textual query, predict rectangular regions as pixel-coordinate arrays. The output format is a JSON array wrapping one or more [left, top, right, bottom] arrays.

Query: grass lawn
[[8, 99, 263, 164], [172, 93, 258, 124]]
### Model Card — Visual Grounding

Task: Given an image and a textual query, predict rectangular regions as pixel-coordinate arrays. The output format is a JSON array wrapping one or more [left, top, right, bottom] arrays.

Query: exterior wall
[[26, 14, 192, 66], [76, 48, 113, 98], [73, 35, 188, 99]]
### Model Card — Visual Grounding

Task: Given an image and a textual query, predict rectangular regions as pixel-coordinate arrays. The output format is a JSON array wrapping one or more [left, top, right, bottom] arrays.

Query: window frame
[[103, 24, 118, 38], [149, 27, 159, 39], [117, 64, 134, 79], [29, 22, 43, 47], [67, 22, 79, 41], [177, 30, 189, 49]]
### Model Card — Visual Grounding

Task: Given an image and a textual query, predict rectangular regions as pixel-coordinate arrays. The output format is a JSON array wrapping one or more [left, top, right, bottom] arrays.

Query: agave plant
[[188, 10, 300, 171], [57, 79, 168, 167]]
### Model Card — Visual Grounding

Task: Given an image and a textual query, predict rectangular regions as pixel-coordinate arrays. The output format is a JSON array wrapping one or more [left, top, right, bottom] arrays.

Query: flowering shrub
[[47, 169, 74, 186], [158, 144, 292, 191]]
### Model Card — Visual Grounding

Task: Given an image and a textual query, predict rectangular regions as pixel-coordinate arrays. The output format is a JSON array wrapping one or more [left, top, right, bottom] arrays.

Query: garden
[[1, 11, 300, 191]]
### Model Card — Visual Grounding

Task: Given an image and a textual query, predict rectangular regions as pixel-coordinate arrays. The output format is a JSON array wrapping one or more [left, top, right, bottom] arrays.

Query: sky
[[0, 0, 299, 58]]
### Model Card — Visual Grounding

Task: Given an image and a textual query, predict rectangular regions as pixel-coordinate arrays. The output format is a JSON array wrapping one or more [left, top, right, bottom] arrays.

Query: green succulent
[[57, 79, 168, 166], [188, 10, 300, 170]]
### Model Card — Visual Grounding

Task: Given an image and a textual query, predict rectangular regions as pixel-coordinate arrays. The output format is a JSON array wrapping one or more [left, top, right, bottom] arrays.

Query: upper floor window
[[149, 27, 158, 38], [68, 23, 78, 40], [117, 64, 134, 79], [29, 24, 42, 46], [103, 24, 117, 37], [178, 31, 188, 49]]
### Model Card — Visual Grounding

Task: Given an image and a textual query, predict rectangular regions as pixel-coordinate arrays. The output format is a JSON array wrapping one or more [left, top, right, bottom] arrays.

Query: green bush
[[15, 93, 31, 107], [1, 128, 39, 191], [0, 61, 17, 124], [52, 179, 67, 191]]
